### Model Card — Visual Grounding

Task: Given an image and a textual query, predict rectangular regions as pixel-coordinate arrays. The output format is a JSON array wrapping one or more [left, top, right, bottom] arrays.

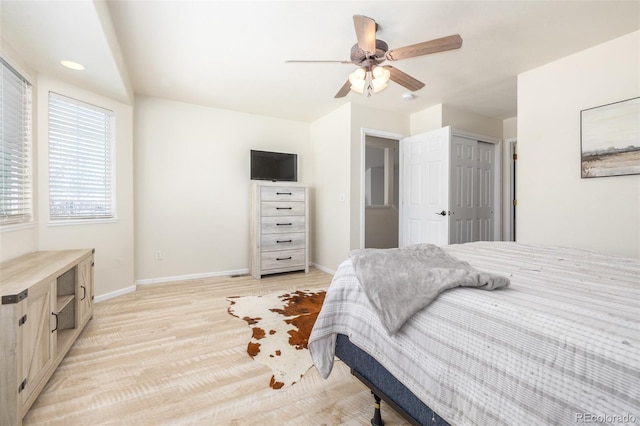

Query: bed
[[309, 242, 640, 425]]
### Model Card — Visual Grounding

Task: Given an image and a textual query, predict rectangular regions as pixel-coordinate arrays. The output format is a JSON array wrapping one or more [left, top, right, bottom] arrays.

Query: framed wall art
[[580, 96, 640, 178]]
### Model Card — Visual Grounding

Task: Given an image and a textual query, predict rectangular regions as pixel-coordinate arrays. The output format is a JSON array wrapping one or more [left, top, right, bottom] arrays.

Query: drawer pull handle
[[51, 312, 59, 333], [276, 192, 292, 195], [276, 207, 292, 210], [276, 223, 292, 226], [276, 240, 292, 243], [276, 256, 292, 261]]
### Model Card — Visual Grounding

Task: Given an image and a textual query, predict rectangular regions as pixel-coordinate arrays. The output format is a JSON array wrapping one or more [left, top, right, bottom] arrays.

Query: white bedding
[[308, 242, 640, 425]]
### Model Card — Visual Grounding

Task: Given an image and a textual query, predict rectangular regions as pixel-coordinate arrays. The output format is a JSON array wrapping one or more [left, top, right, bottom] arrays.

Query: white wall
[[410, 104, 504, 139], [36, 75, 135, 299], [410, 104, 443, 135], [518, 31, 640, 259], [309, 103, 352, 273], [503, 117, 517, 140], [134, 96, 311, 282], [442, 104, 503, 139]]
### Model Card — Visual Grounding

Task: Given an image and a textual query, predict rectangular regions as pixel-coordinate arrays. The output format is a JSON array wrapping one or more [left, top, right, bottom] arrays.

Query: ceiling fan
[[286, 15, 462, 98]]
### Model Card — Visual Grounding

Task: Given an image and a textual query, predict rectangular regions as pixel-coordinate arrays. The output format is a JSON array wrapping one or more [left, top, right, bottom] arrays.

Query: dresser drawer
[[261, 186, 305, 202], [261, 249, 305, 271], [262, 232, 305, 251], [261, 216, 305, 234], [261, 201, 305, 216]]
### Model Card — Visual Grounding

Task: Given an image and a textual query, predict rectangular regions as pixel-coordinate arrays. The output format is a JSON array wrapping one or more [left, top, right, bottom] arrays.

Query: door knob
[[435, 210, 446, 216]]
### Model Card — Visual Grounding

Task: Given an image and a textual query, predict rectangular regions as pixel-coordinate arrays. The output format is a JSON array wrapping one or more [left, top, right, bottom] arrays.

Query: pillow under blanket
[[349, 244, 510, 335]]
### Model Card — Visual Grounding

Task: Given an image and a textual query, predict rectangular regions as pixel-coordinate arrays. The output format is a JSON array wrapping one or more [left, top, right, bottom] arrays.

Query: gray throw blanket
[[350, 244, 510, 334]]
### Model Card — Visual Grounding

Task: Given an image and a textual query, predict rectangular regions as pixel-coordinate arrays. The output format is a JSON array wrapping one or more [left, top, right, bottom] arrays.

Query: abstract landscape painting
[[581, 97, 640, 178]]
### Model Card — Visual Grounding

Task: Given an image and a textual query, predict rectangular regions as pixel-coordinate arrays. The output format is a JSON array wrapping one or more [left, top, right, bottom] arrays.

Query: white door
[[450, 136, 476, 243], [476, 141, 495, 241], [449, 138, 495, 244], [400, 127, 450, 246]]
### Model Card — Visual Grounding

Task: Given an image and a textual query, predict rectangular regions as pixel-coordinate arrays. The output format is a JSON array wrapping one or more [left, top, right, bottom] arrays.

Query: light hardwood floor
[[23, 268, 410, 425]]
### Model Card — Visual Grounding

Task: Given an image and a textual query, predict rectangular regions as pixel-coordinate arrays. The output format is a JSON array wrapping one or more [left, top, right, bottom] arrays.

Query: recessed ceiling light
[[60, 60, 85, 71]]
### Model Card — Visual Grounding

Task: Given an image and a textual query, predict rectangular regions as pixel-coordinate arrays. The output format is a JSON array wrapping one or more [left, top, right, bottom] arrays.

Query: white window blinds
[[0, 58, 32, 225], [49, 93, 114, 220]]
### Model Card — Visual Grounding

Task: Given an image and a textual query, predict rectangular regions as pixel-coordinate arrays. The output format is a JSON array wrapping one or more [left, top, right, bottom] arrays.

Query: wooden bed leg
[[371, 393, 384, 426]]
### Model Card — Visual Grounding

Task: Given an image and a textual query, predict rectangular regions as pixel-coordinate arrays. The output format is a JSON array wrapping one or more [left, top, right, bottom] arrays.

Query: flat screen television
[[250, 150, 297, 182]]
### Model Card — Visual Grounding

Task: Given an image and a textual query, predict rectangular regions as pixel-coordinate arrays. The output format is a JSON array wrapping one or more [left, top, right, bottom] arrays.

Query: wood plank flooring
[[23, 268, 410, 425]]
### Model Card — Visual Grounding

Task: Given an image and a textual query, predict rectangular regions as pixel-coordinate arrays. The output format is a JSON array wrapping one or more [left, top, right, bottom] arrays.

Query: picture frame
[[580, 97, 640, 178]]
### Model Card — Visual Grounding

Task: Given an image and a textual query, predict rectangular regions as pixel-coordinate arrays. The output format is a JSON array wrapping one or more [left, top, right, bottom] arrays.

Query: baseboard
[[310, 262, 335, 276], [94, 285, 136, 303], [98, 266, 326, 302], [135, 268, 250, 286]]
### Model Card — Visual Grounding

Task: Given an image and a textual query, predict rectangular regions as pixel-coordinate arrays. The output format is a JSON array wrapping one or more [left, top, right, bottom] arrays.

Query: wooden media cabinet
[[0, 249, 95, 426]]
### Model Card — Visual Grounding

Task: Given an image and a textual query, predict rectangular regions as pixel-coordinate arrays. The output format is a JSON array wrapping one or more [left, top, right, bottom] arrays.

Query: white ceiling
[[2, 1, 639, 123]]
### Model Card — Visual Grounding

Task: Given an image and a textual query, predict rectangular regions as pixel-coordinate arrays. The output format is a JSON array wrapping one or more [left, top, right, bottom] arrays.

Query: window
[[0, 58, 32, 226], [49, 93, 114, 221]]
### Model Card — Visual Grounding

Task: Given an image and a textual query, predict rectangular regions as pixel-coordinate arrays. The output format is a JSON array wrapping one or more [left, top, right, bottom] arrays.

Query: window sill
[[48, 217, 119, 227]]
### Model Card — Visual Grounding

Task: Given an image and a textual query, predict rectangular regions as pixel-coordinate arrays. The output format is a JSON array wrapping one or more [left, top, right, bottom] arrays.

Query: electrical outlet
[[154, 250, 162, 260]]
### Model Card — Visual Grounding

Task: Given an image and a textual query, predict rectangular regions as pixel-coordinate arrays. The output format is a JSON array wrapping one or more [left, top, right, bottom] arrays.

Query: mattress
[[335, 333, 449, 425], [309, 242, 640, 425]]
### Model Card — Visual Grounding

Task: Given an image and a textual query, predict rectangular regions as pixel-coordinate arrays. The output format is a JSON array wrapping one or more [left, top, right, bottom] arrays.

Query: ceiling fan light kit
[[348, 66, 390, 97], [286, 15, 462, 99]]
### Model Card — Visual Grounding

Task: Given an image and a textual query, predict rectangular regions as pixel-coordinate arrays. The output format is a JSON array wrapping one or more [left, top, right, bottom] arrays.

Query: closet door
[[449, 137, 495, 244], [450, 136, 477, 244], [476, 142, 495, 241]]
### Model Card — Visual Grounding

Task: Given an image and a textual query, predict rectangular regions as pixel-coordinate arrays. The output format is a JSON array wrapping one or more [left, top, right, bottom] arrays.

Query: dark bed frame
[[335, 334, 450, 426]]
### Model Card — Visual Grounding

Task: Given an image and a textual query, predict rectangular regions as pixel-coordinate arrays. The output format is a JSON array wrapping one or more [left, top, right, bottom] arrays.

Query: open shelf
[[56, 294, 75, 313], [56, 329, 75, 356]]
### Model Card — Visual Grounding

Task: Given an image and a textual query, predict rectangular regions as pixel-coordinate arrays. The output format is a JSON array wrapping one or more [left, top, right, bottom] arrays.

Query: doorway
[[363, 135, 400, 249], [508, 140, 517, 241]]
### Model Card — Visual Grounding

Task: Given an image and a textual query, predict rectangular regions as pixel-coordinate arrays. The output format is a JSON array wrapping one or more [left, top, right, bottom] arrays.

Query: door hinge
[[513, 153, 518, 160], [513, 199, 518, 206], [18, 314, 27, 326], [18, 379, 26, 393]]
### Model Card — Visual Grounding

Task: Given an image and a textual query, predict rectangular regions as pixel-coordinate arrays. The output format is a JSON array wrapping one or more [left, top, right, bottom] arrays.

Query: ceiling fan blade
[[386, 34, 462, 61], [353, 15, 376, 54], [285, 60, 353, 64], [383, 66, 425, 91], [334, 79, 352, 98]]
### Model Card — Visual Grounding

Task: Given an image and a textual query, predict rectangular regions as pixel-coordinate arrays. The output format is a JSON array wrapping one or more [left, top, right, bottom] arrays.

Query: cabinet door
[[21, 280, 56, 405], [77, 256, 94, 326]]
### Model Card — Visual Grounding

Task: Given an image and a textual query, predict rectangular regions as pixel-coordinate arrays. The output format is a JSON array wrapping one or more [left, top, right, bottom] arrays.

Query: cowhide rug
[[227, 289, 326, 389]]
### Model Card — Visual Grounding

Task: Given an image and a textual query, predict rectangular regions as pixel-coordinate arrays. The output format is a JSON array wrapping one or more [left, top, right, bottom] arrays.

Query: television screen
[[250, 150, 297, 182]]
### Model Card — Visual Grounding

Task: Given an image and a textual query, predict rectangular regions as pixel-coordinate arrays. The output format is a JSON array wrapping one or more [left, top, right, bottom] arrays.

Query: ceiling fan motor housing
[[350, 39, 389, 67]]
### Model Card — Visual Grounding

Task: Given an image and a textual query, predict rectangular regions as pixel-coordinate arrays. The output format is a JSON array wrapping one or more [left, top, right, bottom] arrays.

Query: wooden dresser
[[250, 182, 309, 279], [0, 249, 95, 426]]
